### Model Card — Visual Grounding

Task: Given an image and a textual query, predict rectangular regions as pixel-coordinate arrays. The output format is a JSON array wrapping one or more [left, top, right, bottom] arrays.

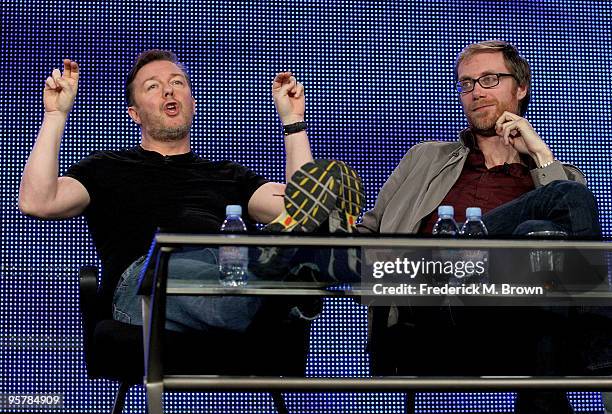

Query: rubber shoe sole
[[330, 160, 365, 233], [265, 159, 341, 233]]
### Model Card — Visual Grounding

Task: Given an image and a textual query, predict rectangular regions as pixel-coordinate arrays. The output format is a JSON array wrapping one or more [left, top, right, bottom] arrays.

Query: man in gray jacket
[[359, 41, 604, 414], [360, 41, 595, 236]]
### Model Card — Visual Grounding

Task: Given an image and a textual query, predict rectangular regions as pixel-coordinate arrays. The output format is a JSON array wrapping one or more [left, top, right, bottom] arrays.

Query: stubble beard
[[143, 112, 193, 142], [466, 93, 522, 137], [468, 117, 498, 137], [466, 102, 501, 137], [149, 123, 191, 142]]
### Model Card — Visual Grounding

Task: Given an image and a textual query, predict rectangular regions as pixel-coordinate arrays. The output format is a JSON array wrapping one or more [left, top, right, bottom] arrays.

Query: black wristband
[[283, 121, 307, 136]]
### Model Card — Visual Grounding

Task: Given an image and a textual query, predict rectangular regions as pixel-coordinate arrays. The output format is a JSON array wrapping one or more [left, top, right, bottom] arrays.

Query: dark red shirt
[[419, 146, 535, 234]]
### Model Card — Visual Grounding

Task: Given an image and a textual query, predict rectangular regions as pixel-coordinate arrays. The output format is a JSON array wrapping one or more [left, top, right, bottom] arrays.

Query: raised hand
[[44, 59, 79, 115], [495, 111, 554, 167], [272, 72, 305, 125]]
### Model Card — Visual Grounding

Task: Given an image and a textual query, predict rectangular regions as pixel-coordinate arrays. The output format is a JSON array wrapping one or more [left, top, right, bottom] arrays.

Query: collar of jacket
[[404, 132, 471, 233], [431, 129, 471, 177]]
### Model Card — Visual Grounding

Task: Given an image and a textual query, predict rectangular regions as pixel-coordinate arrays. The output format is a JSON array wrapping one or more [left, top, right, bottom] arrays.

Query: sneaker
[[251, 159, 341, 279], [252, 159, 363, 283], [265, 159, 341, 232]]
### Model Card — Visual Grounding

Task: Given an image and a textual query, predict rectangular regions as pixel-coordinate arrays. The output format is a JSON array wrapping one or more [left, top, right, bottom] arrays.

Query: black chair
[[78, 266, 311, 414]]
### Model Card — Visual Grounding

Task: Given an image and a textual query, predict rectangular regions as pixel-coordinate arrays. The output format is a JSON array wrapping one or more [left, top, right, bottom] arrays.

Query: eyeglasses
[[456, 73, 517, 94]]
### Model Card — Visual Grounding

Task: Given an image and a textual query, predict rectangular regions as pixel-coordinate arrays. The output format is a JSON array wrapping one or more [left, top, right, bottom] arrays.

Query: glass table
[[136, 233, 612, 413]]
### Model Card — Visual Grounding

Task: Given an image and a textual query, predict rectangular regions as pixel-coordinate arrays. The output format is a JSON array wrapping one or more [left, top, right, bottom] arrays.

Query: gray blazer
[[359, 130, 586, 234]]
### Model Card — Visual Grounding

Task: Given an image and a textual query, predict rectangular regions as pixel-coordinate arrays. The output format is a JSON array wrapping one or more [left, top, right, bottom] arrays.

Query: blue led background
[[2, 0, 611, 412]]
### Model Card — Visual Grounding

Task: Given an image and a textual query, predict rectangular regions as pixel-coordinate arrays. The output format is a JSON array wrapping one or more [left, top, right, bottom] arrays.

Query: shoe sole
[[333, 160, 365, 232], [265, 160, 340, 232]]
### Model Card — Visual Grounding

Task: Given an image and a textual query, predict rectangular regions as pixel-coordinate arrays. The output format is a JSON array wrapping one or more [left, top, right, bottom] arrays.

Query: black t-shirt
[[65, 145, 268, 303]]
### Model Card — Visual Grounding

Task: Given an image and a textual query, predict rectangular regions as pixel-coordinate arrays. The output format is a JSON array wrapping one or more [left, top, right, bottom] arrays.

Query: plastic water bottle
[[432, 205, 459, 236], [460, 207, 488, 237], [431, 206, 459, 286], [219, 205, 249, 287], [459, 207, 489, 285]]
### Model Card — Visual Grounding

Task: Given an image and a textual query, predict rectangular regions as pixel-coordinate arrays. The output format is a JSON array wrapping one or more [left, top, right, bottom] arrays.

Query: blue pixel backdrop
[[2, 0, 611, 413]]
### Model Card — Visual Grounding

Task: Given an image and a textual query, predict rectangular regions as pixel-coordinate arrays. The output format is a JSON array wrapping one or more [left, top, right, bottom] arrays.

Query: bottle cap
[[466, 207, 482, 219], [438, 205, 454, 217], [226, 204, 242, 216]]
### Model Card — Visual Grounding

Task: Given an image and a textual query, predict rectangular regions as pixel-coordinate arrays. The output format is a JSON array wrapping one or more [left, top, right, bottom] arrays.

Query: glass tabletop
[[144, 233, 612, 307]]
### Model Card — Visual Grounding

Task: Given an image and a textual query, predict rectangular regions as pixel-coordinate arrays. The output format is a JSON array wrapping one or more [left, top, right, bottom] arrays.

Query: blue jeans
[[483, 180, 607, 413], [482, 180, 601, 237], [380, 181, 607, 413], [113, 248, 263, 333], [484, 180, 612, 373]]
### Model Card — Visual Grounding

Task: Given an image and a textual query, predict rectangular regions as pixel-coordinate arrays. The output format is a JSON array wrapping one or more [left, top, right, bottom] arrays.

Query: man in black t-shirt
[[18, 50, 333, 332]]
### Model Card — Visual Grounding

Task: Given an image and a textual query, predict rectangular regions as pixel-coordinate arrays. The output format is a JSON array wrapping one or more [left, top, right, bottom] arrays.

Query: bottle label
[[219, 246, 248, 264]]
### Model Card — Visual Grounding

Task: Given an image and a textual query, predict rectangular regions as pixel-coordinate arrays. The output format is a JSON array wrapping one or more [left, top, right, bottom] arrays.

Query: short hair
[[125, 49, 192, 107], [455, 40, 531, 116]]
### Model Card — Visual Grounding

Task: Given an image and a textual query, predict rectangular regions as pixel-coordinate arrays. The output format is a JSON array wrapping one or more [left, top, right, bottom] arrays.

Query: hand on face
[[495, 111, 553, 165], [44, 59, 79, 115], [272, 72, 305, 125]]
